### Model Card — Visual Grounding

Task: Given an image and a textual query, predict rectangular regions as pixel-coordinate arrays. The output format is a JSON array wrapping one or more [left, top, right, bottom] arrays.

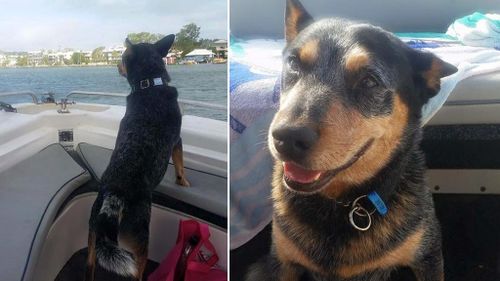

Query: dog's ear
[[285, 0, 313, 43], [155, 34, 175, 58], [125, 38, 133, 49], [408, 49, 457, 102]]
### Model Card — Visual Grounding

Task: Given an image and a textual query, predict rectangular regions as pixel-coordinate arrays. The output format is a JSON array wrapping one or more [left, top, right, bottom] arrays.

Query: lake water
[[0, 64, 227, 121]]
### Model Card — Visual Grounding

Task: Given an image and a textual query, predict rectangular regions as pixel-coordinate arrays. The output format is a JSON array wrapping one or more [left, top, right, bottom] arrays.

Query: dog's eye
[[287, 56, 300, 73], [360, 76, 378, 89]]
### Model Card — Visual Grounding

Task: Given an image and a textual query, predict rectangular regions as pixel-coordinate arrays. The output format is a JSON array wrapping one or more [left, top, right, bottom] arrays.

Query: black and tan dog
[[85, 35, 190, 281], [247, 0, 457, 280]]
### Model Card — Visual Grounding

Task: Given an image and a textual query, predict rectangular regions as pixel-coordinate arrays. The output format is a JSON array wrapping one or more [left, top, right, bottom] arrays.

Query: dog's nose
[[272, 125, 318, 159]]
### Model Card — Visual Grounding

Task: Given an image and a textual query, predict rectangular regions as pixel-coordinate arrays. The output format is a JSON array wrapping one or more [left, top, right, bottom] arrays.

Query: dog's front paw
[[176, 177, 190, 187]]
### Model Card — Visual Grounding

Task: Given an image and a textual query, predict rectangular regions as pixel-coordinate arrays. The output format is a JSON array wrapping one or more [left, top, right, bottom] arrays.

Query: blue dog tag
[[367, 191, 388, 216]]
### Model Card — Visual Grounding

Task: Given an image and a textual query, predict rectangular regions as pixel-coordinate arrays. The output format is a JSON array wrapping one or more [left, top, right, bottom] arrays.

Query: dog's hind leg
[[119, 235, 148, 281], [133, 242, 148, 281], [85, 193, 104, 281], [84, 230, 97, 281], [121, 200, 151, 281], [172, 138, 190, 187]]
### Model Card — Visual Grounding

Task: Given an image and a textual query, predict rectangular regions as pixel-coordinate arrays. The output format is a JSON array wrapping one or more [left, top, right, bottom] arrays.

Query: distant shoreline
[[0, 63, 226, 69], [0, 64, 115, 69]]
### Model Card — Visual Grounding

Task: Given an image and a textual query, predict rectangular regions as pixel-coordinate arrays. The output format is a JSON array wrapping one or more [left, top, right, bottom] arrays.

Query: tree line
[[10, 23, 220, 66], [127, 23, 219, 56], [91, 23, 217, 63]]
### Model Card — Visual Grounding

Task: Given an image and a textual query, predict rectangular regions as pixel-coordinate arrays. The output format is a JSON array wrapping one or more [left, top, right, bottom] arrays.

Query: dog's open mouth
[[282, 139, 374, 194]]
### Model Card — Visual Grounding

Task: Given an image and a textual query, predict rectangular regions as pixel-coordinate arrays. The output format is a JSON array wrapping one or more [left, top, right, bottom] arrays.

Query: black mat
[[230, 194, 500, 281], [422, 124, 500, 169], [55, 248, 159, 281]]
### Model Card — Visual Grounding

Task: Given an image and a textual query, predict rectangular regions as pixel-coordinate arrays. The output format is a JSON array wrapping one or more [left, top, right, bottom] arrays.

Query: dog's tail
[[94, 193, 137, 277]]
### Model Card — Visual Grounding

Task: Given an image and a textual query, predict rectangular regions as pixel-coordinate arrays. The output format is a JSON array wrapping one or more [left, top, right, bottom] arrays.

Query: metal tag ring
[[352, 195, 376, 217], [349, 206, 372, 231]]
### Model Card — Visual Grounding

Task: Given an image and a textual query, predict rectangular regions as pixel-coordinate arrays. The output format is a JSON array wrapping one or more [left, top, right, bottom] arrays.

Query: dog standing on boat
[[85, 35, 190, 281], [246, 0, 457, 280]]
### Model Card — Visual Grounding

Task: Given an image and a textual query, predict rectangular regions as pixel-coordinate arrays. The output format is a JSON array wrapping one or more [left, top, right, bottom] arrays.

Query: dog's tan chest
[[336, 227, 424, 278], [274, 221, 425, 279], [273, 221, 324, 274], [272, 191, 426, 279]]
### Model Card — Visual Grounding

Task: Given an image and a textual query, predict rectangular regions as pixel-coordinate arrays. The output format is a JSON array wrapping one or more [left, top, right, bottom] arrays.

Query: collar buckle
[[140, 79, 150, 89]]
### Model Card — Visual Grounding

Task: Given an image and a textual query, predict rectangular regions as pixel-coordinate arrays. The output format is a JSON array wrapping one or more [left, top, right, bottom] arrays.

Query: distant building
[[4, 53, 20, 66], [28, 51, 43, 66], [47, 53, 59, 65], [48, 50, 73, 65], [212, 39, 228, 58], [0, 53, 6, 66], [83, 51, 92, 61], [103, 46, 126, 63], [165, 50, 182, 65], [0, 43, 137, 67], [184, 49, 214, 63]]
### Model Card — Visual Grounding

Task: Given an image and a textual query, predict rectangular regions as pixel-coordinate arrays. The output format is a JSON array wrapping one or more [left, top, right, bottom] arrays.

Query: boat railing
[[0, 91, 39, 104], [66, 91, 226, 111], [0, 90, 226, 111]]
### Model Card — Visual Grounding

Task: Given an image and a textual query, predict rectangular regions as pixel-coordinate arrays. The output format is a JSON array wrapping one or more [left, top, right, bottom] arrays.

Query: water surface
[[0, 64, 227, 121]]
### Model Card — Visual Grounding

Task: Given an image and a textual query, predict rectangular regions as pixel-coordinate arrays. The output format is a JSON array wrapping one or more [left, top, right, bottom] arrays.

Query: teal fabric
[[456, 12, 500, 29], [446, 12, 500, 48], [396, 32, 455, 39], [230, 35, 245, 56]]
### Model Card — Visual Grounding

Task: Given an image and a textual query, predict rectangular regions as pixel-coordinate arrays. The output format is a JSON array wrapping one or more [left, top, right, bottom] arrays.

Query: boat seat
[[0, 143, 91, 281], [76, 142, 227, 218]]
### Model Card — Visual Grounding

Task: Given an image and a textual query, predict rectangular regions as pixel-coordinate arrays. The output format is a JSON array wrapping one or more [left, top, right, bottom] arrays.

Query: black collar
[[131, 77, 168, 92]]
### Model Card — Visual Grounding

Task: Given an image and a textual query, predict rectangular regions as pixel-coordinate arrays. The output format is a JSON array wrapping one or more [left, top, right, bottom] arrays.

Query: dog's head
[[118, 34, 175, 85], [269, 0, 457, 196]]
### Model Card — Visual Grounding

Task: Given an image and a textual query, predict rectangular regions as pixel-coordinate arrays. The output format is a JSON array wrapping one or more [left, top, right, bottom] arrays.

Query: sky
[[0, 0, 227, 52]]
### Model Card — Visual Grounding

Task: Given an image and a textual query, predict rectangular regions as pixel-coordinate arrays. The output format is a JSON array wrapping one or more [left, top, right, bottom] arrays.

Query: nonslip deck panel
[[0, 143, 91, 281], [76, 142, 227, 217]]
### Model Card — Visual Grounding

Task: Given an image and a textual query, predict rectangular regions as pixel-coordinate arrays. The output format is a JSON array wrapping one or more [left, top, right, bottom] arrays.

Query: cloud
[[0, 0, 227, 51]]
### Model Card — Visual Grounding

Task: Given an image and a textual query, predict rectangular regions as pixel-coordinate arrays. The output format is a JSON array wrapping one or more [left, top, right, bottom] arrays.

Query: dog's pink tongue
[[283, 162, 322, 184]]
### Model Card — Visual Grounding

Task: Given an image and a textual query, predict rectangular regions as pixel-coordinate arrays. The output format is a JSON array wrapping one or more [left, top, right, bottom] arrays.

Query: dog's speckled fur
[[246, 1, 457, 280], [85, 34, 189, 281]]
